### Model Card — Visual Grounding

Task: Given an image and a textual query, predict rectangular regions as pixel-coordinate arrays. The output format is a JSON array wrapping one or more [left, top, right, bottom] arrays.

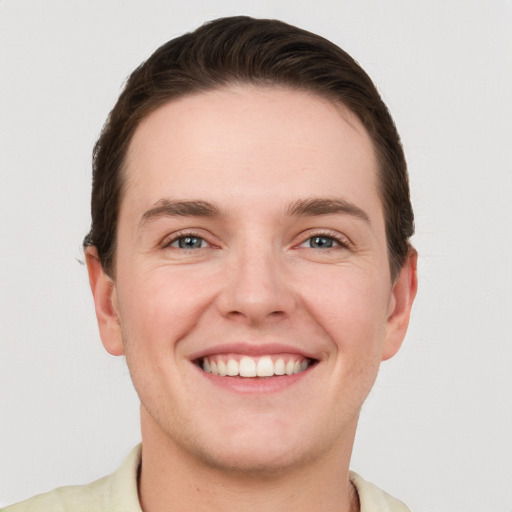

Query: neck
[[138, 408, 360, 512]]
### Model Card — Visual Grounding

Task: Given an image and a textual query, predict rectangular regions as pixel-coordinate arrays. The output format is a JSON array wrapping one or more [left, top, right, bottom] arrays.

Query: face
[[88, 86, 416, 474]]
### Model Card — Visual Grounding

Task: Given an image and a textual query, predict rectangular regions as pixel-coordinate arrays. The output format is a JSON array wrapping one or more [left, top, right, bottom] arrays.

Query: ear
[[382, 249, 418, 361], [85, 247, 125, 356]]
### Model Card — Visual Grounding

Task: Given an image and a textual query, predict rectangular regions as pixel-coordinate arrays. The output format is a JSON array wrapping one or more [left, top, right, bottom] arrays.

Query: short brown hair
[[83, 16, 414, 279]]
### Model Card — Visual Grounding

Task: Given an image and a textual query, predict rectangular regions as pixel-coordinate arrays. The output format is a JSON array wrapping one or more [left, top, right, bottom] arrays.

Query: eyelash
[[162, 230, 211, 250], [297, 230, 351, 250], [161, 229, 350, 251]]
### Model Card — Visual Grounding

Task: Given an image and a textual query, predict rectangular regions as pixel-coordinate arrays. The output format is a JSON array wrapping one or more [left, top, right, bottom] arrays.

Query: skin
[[86, 85, 417, 512]]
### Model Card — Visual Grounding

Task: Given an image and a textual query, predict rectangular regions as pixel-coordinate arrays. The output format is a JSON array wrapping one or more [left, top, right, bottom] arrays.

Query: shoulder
[[350, 471, 410, 512], [2, 445, 142, 512], [2, 474, 112, 512]]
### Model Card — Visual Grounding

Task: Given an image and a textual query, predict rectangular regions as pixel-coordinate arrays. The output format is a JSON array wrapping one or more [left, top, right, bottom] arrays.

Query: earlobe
[[85, 247, 125, 356], [382, 249, 418, 361]]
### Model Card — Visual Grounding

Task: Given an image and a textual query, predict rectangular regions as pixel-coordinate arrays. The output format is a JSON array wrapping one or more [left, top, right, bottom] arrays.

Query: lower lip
[[196, 365, 314, 394]]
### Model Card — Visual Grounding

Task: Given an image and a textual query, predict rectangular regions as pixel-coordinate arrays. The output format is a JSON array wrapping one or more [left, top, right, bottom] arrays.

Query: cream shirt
[[3, 445, 410, 512]]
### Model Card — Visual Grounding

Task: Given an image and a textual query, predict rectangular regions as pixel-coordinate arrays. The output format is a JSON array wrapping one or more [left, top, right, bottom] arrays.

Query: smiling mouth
[[197, 355, 316, 378]]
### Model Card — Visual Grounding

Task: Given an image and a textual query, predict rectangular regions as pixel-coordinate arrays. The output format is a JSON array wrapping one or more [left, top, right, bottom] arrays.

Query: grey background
[[1, 1, 511, 510]]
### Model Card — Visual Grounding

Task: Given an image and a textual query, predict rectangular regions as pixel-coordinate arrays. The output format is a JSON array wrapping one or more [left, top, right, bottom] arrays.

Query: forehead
[[123, 85, 381, 221]]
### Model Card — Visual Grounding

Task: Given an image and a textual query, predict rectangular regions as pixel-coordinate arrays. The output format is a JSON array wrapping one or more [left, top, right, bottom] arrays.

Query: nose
[[217, 243, 296, 325]]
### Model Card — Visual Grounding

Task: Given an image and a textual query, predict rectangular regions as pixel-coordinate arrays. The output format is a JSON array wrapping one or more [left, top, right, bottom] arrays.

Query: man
[[5, 16, 417, 512]]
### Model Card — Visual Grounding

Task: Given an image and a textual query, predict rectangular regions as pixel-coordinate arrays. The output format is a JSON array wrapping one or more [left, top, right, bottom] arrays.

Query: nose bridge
[[219, 234, 294, 323]]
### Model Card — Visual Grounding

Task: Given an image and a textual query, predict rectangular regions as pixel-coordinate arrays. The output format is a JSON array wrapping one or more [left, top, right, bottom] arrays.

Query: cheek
[[293, 270, 388, 417], [115, 268, 207, 405], [300, 267, 390, 345], [115, 266, 215, 350], [299, 266, 391, 396]]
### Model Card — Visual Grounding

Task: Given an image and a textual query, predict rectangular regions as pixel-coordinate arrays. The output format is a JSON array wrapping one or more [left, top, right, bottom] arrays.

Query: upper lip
[[189, 343, 319, 361]]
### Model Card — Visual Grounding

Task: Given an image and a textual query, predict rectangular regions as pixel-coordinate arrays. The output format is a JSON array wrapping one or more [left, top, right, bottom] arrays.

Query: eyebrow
[[287, 198, 370, 223], [139, 196, 370, 227], [140, 199, 221, 226]]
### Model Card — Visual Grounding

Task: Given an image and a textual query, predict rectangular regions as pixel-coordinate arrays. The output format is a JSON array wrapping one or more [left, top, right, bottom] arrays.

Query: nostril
[[226, 309, 287, 324]]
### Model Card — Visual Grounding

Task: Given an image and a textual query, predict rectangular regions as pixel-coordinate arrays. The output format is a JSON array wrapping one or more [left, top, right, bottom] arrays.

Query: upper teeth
[[202, 356, 310, 378]]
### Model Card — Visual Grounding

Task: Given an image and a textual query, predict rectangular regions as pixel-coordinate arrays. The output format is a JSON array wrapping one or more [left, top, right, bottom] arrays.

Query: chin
[[188, 438, 311, 477], [173, 415, 340, 477]]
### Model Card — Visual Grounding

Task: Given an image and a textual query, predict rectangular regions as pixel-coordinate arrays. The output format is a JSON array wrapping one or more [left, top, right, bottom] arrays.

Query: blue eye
[[307, 235, 338, 249], [171, 236, 206, 249], [298, 233, 345, 250]]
